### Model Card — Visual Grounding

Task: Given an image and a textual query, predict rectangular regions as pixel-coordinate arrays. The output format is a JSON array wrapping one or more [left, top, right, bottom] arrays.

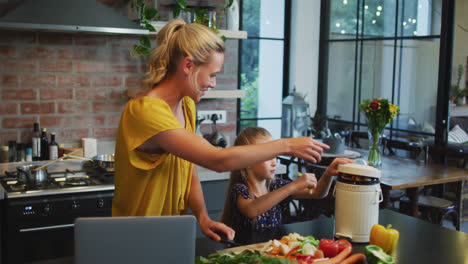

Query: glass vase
[[368, 130, 383, 168]]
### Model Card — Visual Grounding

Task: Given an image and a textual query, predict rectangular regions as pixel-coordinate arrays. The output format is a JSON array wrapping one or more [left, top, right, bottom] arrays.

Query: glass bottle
[[49, 132, 58, 160], [32, 123, 41, 161], [40, 128, 49, 161], [8, 141, 16, 162]]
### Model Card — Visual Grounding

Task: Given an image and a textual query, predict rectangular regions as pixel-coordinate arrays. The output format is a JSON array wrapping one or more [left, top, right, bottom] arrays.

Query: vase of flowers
[[359, 98, 399, 168]]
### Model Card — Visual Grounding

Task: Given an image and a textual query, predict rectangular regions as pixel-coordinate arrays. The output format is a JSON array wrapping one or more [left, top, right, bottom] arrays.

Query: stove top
[[1, 166, 114, 198]]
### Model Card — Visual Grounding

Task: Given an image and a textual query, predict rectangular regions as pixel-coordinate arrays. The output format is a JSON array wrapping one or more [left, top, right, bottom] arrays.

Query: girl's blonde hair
[[142, 19, 225, 91], [220, 127, 272, 227]]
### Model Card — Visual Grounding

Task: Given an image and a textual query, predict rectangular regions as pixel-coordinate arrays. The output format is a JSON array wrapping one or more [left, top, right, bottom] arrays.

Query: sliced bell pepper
[[370, 224, 399, 254], [365, 245, 395, 264]]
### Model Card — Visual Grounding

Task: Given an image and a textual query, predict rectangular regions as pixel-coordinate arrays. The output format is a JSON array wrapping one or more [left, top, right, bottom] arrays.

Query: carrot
[[269, 248, 280, 255], [312, 247, 352, 264], [314, 249, 325, 259], [340, 253, 366, 264]]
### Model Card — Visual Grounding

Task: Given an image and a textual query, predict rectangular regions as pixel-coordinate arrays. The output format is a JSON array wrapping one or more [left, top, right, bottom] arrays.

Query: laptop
[[74, 215, 196, 264]]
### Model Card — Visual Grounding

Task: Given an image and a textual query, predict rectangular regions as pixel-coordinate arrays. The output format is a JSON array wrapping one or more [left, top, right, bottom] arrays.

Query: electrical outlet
[[197, 110, 227, 124]]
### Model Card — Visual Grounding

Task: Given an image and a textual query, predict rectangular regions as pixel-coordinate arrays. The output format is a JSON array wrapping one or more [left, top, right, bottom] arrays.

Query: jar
[[1, 145, 8, 163], [8, 141, 16, 162]]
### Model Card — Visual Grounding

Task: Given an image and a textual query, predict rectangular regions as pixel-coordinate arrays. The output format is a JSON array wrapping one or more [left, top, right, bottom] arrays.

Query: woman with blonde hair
[[112, 19, 329, 242]]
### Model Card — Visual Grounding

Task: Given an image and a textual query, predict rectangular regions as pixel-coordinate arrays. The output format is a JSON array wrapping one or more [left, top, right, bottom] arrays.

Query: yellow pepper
[[369, 224, 399, 254]]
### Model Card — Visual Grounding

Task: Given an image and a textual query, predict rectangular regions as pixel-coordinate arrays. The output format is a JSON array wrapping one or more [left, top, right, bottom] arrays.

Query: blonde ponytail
[[141, 19, 225, 91]]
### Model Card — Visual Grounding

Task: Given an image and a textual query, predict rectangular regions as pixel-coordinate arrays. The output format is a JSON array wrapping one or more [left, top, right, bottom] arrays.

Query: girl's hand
[[324, 158, 354, 177], [286, 137, 330, 163], [199, 217, 235, 242], [293, 172, 318, 192]]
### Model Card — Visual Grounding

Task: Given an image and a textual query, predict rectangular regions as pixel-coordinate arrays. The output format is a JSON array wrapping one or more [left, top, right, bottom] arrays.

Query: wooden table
[[376, 154, 468, 217], [196, 209, 468, 263]]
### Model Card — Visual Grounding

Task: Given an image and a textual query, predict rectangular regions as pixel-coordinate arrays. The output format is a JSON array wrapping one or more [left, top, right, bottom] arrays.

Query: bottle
[[32, 123, 41, 161], [58, 143, 65, 158], [40, 128, 49, 160], [8, 141, 16, 162], [49, 132, 58, 160], [25, 146, 33, 162], [16, 143, 25, 162]]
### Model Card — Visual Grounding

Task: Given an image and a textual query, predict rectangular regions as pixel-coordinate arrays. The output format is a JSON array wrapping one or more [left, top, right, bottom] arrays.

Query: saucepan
[[16, 164, 48, 183], [67, 154, 115, 171]]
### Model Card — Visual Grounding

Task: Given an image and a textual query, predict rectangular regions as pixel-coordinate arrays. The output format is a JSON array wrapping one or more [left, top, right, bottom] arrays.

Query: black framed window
[[236, 0, 290, 139], [318, 0, 454, 144]]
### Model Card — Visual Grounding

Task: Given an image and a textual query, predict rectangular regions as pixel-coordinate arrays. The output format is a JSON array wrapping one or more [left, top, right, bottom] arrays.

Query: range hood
[[0, 0, 148, 35]]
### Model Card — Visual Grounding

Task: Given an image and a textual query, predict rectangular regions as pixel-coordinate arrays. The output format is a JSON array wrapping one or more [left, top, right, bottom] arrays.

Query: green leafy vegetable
[[195, 250, 296, 264]]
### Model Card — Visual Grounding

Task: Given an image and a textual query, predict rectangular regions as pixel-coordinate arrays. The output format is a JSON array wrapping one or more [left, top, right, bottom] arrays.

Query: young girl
[[221, 127, 353, 233]]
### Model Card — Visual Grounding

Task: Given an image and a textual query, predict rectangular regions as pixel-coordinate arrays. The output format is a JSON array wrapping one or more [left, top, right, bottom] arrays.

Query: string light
[[376, 11, 381, 16], [336, 23, 341, 27], [412, 19, 416, 24], [372, 20, 376, 24], [365, 5, 368, 9], [341, 29, 346, 34], [343, 0, 348, 4], [413, 31, 418, 35], [403, 21, 407, 26], [377, 6, 382, 11]]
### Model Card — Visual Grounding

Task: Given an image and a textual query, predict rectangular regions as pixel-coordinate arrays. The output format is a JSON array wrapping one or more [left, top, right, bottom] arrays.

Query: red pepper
[[285, 245, 301, 258], [319, 239, 339, 258], [337, 239, 352, 253]]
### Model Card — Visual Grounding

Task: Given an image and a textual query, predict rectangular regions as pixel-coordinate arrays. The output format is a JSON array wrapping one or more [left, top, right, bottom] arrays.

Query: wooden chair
[[399, 144, 463, 230]]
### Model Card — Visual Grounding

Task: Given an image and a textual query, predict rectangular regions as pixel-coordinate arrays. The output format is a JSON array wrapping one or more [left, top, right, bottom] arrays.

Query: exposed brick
[[125, 76, 142, 87], [217, 76, 237, 86], [0, 74, 18, 86], [109, 63, 138, 73], [39, 116, 73, 128], [108, 35, 139, 47], [196, 98, 236, 110], [92, 76, 123, 87], [109, 87, 127, 99], [75, 88, 107, 100], [21, 102, 55, 114], [0, 32, 35, 44], [93, 101, 125, 113], [57, 76, 90, 87], [75, 35, 107, 46], [76, 61, 107, 73], [20, 131, 34, 143], [40, 88, 73, 100], [57, 101, 90, 114], [2, 89, 36, 100], [2, 116, 36, 129], [74, 115, 106, 127], [0, 45, 16, 58], [0, 130, 18, 145], [226, 111, 237, 122], [39, 61, 73, 72], [21, 47, 55, 59], [215, 123, 236, 133], [0, 59, 36, 73], [93, 127, 118, 138], [0, 103, 18, 115], [108, 114, 122, 126], [140, 64, 149, 73], [21, 74, 56, 87], [57, 48, 73, 59], [57, 128, 90, 142], [38, 33, 73, 45]]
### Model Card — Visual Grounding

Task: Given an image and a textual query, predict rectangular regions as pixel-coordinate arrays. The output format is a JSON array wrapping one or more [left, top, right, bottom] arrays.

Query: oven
[[0, 166, 114, 264]]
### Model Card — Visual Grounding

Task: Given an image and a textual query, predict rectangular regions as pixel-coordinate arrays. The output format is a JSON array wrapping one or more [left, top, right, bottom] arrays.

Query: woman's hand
[[286, 137, 330, 164], [199, 217, 235, 242], [323, 158, 354, 177]]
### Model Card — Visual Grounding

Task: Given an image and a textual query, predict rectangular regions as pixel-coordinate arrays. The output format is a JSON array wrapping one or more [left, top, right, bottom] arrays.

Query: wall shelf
[[126, 88, 245, 99]]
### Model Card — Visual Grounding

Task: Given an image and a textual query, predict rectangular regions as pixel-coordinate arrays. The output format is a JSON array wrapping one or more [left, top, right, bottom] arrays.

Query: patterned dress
[[230, 178, 291, 233]]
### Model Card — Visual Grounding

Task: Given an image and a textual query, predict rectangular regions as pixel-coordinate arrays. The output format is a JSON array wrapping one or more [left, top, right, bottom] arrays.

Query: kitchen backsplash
[[0, 0, 239, 148]]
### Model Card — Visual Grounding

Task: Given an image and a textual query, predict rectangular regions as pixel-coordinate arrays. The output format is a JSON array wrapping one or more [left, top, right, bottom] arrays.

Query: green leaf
[[220, 35, 227, 42], [176, 0, 187, 9], [145, 8, 158, 20], [139, 36, 151, 48], [173, 6, 181, 19], [144, 23, 156, 32]]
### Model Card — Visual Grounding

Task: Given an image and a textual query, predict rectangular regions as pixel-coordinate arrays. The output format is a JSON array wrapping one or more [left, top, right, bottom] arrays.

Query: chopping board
[[217, 242, 270, 254]]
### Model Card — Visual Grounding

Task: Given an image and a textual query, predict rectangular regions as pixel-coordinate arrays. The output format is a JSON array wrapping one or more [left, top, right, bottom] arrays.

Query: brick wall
[[0, 0, 238, 147]]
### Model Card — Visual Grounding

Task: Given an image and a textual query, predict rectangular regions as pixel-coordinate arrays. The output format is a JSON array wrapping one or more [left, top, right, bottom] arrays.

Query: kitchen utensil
[[214, 232, 243, 248], [17, 164, 48, 183], [203, 115, 227, 148], [66, 154, 115, 171], [333, 159, 382, 242], [32, 149, 82, 171]]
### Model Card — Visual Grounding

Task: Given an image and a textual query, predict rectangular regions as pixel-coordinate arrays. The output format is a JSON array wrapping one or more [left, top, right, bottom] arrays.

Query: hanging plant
[[125, 0, 159, 57]]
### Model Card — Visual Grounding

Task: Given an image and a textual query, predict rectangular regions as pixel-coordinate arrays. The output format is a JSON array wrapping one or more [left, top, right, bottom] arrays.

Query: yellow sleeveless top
[[112, 96, 196, 216]]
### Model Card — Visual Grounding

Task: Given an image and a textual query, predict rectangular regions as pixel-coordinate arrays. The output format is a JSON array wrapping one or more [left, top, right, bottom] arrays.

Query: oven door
[[3, 191, 113, 264]]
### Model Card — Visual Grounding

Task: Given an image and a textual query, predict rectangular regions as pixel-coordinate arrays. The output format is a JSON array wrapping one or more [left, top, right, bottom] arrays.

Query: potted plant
[[451, 64, 465, 105], [310, 111, 328, 139]]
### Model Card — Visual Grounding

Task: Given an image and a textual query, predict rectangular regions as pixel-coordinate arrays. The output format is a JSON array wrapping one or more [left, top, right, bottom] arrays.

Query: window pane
[[329, 0, 358, 40], [241, 0, 284, 39], [392, 38, 439, 135], [398, 0, 441, 37], [239, 119, 282, 140], [362, 0, 397, 38], [326, 42, 357, 122], [240, 39, 284, 119]]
